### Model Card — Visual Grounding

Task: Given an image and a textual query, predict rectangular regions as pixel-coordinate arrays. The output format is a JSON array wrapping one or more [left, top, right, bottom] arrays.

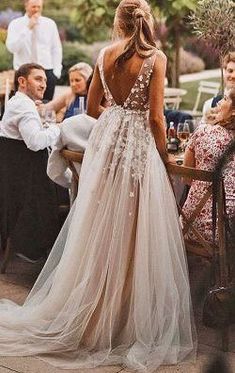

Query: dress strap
[[97, 48, 113, 105]]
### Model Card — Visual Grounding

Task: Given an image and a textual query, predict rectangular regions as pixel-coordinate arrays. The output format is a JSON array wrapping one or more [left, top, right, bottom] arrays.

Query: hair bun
[[133, 8, 145, 19]]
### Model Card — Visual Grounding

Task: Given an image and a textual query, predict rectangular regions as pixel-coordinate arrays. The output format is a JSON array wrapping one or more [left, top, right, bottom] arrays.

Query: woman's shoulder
[[192, 123, 233, 151], [152, 49, 167, 70], [154, 49, 167, 60], [203, 122, 232, 138], [98, 44, 116, 59]]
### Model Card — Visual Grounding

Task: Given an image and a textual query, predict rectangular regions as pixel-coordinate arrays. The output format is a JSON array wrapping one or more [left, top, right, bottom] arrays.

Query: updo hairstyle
[[113, 0, 157, 67]]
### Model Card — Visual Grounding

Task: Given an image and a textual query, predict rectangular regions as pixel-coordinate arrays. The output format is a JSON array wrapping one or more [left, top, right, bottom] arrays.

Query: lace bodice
[[98, 48, 156, 112]]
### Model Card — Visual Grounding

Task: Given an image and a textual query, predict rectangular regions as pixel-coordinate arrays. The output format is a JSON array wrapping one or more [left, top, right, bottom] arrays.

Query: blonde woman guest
[[45, 62, 93, 120], [182, 88, 235, 243]]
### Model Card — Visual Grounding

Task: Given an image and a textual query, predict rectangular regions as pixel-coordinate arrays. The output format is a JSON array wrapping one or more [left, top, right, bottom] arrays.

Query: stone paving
[[0, 255, 234, 373]]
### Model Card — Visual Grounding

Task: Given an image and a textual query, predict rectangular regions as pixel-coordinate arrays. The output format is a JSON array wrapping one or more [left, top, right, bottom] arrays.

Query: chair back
[[0, 137, 60, 272], [166, 162, 228, 286], [192, 80, 221, 115], [164, 96, 182, 110], [60, 148, 84, 204]]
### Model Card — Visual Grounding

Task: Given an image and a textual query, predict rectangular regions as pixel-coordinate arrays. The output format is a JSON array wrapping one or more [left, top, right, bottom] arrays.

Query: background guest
[[6, 0, 62, 101], [44, 62, 93, 121], [182, 88, 235, 243], [203, 51, 235, 115]]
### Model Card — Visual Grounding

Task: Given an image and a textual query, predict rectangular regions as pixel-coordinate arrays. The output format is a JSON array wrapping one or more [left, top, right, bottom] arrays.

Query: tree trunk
[[173, 22, 180, 88], [166, 21, 181, 88]]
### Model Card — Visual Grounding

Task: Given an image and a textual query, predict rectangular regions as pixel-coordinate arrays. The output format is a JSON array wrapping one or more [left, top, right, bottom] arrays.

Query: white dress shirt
[[6, 14, 62, 78], [0, 92, 60, 151], [47, 114, 97, 188]]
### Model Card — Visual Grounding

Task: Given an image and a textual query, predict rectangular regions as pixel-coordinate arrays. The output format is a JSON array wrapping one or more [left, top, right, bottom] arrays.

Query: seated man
[[203, 51, 235, 115], [0, 63, 62, 263], [47, 113, 97, 189]]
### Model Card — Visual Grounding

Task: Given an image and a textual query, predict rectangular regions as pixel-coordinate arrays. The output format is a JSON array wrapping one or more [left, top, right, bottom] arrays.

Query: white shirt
[[202, 90, 225, 119], [202, 98, 213, 117], [0, 92, 60, 151], [47, 114, 97, 188], [6, 14, 62, 78]]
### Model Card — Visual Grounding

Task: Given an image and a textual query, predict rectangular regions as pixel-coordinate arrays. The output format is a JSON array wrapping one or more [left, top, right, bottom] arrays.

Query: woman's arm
[[183, 147, 196, 185], [45, 89, 72, 112], [87, 64, 105, 119], [148, 50, 168, 164]]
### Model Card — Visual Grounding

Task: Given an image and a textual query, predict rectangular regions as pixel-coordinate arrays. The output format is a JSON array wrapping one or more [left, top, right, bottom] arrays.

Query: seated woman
[[45, 62, 93, 121], [182, 88, 235, 243]]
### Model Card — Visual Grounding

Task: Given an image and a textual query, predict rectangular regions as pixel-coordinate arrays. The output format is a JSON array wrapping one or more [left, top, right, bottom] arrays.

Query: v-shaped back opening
[[102, 50, 146, 107]]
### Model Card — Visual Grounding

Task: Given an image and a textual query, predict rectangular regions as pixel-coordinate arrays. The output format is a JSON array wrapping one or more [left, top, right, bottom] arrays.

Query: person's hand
[[167, 154, 176, 163], [28, 14, 39, 29], [206, 107, 221, 125], [35, 100, 43, 108]]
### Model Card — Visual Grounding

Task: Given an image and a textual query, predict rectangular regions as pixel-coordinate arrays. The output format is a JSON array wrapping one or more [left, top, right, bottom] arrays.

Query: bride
[[0, 0, 196, 371]]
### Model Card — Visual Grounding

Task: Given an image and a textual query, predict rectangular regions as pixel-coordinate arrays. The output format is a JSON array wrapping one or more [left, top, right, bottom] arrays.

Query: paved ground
[[0, 254, 234, 373]]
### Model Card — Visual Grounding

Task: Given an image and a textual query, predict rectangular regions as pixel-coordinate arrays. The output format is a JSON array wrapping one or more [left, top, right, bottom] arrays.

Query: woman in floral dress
[[182, 88, 235, 243]]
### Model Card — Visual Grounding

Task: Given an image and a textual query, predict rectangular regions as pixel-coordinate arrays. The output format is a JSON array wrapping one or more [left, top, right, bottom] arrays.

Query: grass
[[180, 77, 221, 111]]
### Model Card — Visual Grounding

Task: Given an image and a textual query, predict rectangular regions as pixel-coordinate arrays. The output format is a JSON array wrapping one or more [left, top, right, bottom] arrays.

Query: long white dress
[[0, 49, 196, 372]]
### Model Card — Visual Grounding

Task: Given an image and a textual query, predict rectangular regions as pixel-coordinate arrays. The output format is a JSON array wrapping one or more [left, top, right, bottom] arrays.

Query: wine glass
[[45, 109, 56, 126], [177, 122, 189, 151], [177, 122, 184, 150], [182, 122, 190, 150], [184, 119, 194, 134], [38, 105, 47, 127]]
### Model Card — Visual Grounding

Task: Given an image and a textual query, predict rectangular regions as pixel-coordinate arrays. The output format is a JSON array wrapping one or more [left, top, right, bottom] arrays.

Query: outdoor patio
[[0, 255, 234, 373]]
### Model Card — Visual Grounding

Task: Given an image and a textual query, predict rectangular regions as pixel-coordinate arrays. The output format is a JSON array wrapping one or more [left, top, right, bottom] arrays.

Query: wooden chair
[[166, 162, 229, 350], [60, 149, 84, 204]]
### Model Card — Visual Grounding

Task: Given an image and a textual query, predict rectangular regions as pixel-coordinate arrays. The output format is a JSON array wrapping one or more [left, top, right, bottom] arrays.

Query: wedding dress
[[0, 49, 196, 371]]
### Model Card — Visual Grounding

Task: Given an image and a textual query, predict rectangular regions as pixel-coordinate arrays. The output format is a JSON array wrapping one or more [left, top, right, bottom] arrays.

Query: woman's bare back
[[103, 42, 147, 106]]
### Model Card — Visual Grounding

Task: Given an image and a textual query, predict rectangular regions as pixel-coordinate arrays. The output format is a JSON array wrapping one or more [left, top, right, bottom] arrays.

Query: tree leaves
[[190, 0, 235, 56]]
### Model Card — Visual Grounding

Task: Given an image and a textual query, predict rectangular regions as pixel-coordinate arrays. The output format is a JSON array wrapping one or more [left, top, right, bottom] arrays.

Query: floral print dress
[[182, 123, 235, 243]]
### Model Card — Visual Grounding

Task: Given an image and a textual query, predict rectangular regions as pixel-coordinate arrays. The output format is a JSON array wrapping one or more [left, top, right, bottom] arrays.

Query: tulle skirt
[[0, 107, 196, 371]]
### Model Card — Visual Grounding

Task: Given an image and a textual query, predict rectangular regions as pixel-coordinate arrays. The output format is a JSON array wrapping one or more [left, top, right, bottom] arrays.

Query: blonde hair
[[113, 0, 156, 67], [206, 88, 235, 126], [69, 62, 93, 81], [223, 51, 235, 69]]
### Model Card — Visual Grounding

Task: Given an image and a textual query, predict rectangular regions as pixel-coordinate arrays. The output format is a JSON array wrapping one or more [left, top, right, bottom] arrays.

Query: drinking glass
[[45, 109, 56, 126], [184, 119, 195, 134], [177, 122, 189, 151], [38, 106, 47, 127], [183, 122, 190, 150], [177, 122, 184, 142], [73, 107, 81, 116], [73, 97, 86, 116]]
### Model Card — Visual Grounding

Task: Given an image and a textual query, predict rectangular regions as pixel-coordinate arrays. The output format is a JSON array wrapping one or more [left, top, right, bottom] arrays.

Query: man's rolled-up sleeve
[[18, 110, 60, 151]]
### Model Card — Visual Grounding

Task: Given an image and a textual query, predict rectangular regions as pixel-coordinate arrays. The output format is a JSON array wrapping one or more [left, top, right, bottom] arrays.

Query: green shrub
[[0, 41, 12, 71], [59, 42, 93, 85]]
